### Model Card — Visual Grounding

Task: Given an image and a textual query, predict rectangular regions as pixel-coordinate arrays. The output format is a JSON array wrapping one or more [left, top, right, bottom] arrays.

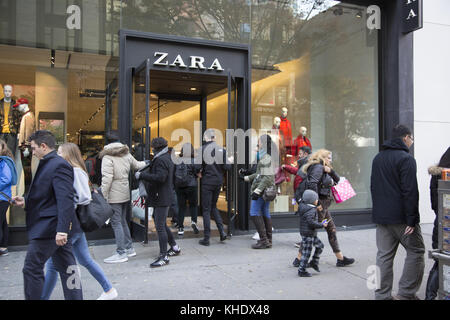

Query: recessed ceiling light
[[190, 87, 197, 91]]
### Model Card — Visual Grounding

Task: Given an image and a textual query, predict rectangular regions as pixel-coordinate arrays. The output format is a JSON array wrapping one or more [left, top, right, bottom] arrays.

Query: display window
[[0, 45, 117, 226]]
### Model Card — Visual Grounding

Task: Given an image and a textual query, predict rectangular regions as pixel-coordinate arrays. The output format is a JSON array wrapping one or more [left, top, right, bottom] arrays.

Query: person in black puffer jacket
[[136, 137, 180, 268], [296, 190, 327, 277], [296, 149, 354, 268]]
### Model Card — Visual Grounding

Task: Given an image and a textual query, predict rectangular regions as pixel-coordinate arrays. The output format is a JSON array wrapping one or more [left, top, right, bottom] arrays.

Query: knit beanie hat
[[302, 190, 318, 205]]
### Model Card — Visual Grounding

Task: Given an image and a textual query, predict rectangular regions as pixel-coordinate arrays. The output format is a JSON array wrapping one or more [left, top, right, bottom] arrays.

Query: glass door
[[226, 71, 238, 237]]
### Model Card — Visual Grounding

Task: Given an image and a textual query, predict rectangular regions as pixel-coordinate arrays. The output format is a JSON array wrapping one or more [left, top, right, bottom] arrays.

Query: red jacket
[[279, 117, 292, 147], [283, 164, 303, 191], [293, 134, 311, 156]]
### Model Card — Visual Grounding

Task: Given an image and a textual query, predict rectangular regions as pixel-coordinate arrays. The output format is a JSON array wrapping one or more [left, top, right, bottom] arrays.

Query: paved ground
[[0, 224, 436, 300]]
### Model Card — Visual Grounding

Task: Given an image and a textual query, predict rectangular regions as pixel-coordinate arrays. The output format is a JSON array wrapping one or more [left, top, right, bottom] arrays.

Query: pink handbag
[[331, 178, 356, 203]]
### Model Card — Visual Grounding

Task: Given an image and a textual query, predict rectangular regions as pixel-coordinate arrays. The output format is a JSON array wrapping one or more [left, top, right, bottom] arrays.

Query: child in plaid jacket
[[296, 190, 328, 277]]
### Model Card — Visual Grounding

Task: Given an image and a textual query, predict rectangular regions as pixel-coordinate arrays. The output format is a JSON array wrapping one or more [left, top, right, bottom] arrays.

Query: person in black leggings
[[136, 137, 180, 268]]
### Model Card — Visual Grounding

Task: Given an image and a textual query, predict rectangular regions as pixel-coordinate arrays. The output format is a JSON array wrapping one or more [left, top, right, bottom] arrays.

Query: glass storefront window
[[1, 0, 379, 227], [0, 45, 116, 226]]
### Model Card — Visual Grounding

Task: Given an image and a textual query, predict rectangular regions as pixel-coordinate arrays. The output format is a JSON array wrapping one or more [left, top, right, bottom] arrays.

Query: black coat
[[298, 203, 323, 237], [306, 163, 340, 199], [370, 138, 420, 227], [140, 151, 174, 207], [25, 151, 76, 240], [198, 141, 231, 186]]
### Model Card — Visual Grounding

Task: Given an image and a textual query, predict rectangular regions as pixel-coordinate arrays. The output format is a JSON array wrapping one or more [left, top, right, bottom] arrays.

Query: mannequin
[[0, 85, 20, 153], [293, 126, 312, 157], [14, 98, 35, 194], [279, 107, 294, 157], [272, 117, 290, 184], [14, 98, 35, 155]]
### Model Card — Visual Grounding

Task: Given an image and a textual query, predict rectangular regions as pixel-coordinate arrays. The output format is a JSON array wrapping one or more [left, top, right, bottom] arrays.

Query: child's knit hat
[[302, 190, 318, 205]]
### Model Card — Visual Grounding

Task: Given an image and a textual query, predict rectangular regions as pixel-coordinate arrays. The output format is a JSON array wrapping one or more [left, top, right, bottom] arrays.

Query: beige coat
[[99, 142, 146, 203]]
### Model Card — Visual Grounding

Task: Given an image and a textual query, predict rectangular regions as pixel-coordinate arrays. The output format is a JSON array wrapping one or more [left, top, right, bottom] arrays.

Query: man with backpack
[[173, 143, 201, 236], [197, 129, 232, 246]]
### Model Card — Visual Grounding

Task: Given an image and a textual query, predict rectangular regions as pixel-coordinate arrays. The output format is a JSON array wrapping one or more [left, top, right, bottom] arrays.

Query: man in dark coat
[[12, 130, 82, 300], [197, 129, 232, 246], [370, 124, 425, 300]]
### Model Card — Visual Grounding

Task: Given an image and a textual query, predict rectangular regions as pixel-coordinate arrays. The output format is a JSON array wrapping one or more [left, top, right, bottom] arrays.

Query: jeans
[[41, 232, 113, 299], [110, 202, 133, 255], [0, 201, 9, 247], [176, 186, 198, 226], [153, 206, 176, 256], [249, 197, 270, 218], [201, 184, 225, 240], [375, 224, 425, 300], [23, 238, 83, 300]]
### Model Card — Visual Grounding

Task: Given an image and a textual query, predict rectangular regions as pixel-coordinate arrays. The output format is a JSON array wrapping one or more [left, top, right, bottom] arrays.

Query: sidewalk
[[0, 224, 436, 300]]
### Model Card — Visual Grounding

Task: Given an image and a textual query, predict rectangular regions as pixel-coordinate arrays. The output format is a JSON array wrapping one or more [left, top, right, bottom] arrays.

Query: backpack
[[174, 162, 190, 188]]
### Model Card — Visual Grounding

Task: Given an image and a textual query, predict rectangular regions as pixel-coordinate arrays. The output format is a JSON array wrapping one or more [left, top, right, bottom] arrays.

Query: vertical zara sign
[[402, 0, 423, 34]]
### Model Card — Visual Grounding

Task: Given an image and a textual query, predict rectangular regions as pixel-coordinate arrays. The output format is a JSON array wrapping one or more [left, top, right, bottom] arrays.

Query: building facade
[[0, 0, 420, 245]]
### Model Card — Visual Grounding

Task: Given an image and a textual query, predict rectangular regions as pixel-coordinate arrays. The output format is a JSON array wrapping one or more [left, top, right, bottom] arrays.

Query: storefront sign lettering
[[403, 0, 423, 33], [366, 5, 381, 30], [66, 5, 81, 30], [153, 52, 224, 71]]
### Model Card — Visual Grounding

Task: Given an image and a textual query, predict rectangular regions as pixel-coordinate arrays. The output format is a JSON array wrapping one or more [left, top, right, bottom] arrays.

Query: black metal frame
[[119, 30, 251, 241]]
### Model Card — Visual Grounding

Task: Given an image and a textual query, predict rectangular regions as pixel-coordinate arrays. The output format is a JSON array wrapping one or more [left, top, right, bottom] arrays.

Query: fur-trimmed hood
[[99, 142, 130, 158], [302, 158, 323, 174], [428, 165, 446, 176]]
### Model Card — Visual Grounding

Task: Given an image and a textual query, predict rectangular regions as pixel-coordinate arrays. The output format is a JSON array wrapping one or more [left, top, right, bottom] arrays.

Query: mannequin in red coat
[[293, 126, 311, 158], [279, 107, 293, 156]]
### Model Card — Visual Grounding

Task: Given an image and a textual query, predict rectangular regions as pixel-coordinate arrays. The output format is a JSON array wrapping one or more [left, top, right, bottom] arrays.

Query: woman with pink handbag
[[292, 149, 355, 269]]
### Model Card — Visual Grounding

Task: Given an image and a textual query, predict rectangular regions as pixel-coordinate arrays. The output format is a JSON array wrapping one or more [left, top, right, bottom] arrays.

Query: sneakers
[[292, 258, 300, 268], [252, 232, 260, 240], [178, 227, 184, 236], [150, 255, 169, 268], [104, 253, 128, 264], [0, 248, 8, 257], [126, 248, 137, 257], [298, 270, 312, 277], [97, 288, 118, 300], [220, 232, 228, 242], [336, 256, 355, 267], [308, 261, 320, 272], [199, 239, 210, 246], [167, 246, 181, 257], [191, 221, 199, 234]]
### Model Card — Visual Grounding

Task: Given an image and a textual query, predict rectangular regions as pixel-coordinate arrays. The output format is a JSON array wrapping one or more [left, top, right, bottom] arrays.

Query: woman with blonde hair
[[41, 142, 118, 300], [292, 149, 355, 268], [0, 139, 17, 257]]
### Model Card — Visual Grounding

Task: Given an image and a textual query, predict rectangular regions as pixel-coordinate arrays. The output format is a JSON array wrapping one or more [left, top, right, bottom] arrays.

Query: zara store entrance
[[118, 30, 251, 242]]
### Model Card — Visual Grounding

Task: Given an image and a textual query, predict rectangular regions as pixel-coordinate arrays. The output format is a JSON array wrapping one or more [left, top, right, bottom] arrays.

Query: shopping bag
[[331, 177, 356, 203], [131, 189, 153, 221], [76, 188, 114, 232]]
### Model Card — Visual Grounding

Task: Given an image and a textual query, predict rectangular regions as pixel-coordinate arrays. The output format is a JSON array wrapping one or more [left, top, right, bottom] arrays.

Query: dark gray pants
[[153, 206, 176, 256], [201, 184, 224, 240], [375, 224, 425, 300]]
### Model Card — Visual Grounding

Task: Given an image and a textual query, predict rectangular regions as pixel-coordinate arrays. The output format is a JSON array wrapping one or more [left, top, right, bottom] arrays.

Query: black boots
[[263, 216, 272, 248], [336, 256, 355, 267], [251, 216, 270, 249]]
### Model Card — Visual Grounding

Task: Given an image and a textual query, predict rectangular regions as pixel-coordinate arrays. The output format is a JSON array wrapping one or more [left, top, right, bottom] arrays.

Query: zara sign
[[153, 52, 224, 72], [402, 0, 423, 34]]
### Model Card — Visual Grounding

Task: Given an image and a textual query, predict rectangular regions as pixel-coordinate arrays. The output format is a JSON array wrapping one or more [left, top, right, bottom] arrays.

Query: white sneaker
[[252, 232, 260, 240], [97, 288, 118, 300], [126, 248, 137, 257], [104, 253, 128, 264]]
